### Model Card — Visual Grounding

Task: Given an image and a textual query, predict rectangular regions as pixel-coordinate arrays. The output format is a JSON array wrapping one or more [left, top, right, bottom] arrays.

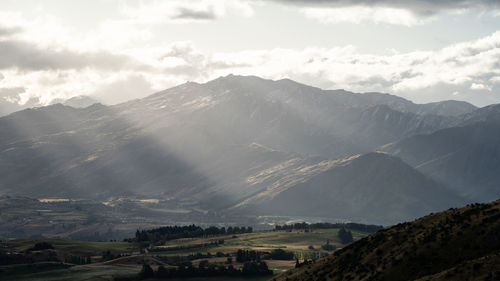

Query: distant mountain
[[327, 90, 476, 117], [0, 96, 41, 117], [0, 95, 100, 117], [458, 103, 500, 124], [0, 75, 486, 225], [382, 105, 500, 202], [229, 152, 463, 225], [275, 199, 500, 281]]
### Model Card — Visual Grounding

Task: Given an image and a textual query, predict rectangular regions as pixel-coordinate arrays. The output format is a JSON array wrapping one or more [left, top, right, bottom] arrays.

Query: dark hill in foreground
[[274, 199, 500, 281]]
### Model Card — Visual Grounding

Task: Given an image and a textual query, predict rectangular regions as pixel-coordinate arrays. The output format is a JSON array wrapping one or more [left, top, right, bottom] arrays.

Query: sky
[[0, 0, 499, 107]]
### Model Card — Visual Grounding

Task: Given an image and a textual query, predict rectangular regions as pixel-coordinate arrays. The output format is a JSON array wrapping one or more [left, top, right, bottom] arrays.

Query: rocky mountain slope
[[274, 199, 500, 281]]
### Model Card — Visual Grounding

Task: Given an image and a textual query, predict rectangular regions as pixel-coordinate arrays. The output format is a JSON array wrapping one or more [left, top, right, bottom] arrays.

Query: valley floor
[[0, 227, 368, 281]]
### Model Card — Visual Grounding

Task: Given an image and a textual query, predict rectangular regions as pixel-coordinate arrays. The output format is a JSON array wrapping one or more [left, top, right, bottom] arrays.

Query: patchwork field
[[0, 227, 372, 280]]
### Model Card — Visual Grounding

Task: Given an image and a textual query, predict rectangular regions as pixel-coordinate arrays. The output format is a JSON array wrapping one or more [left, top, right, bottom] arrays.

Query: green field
[[0, 228, 371, 281]]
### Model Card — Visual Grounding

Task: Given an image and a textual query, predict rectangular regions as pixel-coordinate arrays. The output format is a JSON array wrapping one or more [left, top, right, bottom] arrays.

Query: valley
[[0, 223, 376, 280]]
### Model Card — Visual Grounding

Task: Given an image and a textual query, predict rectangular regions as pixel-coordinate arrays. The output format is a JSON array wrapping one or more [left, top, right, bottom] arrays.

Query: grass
[[1, 227, 373, 281], [1, 264, 140, 281], [5, 239, 136, 254]]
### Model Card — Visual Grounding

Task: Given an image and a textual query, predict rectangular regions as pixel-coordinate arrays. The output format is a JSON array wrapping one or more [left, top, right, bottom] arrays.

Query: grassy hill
[[273, 199, 500, 281]]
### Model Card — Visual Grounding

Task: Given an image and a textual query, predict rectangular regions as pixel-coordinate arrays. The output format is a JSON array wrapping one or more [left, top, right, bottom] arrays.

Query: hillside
[[382, 119, 500, 202], [230, 152, 463, 225], [274, 199, 500, 281]]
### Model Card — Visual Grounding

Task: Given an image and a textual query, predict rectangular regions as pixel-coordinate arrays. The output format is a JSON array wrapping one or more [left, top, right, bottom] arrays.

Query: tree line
[[236, 248, 295, 262], [116, 260, 273, 280], [274, 222, 383, 233], [128, 224, 253, 243]]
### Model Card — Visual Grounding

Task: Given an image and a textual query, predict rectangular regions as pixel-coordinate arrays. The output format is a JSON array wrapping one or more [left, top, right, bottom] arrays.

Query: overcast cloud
[[0, 40, 144, 71], [269, 0, 500, 16]]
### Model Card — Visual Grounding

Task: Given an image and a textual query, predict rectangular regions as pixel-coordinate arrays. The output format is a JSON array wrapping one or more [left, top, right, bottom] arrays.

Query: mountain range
[[0, 95, 99, 117], [0, 75, 497, 225]]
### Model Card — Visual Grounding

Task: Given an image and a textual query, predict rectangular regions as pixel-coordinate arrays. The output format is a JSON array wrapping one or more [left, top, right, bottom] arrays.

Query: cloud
[[0, 87, 24, 99], [267, 0, 500, 25], [1, 8, 499, 109], [121, 0, 253, 24], [0, 39, 145, 71], [470, 83, 491, 91], [302, 6, 423, 26], [0, 26, 21, 37], [92, 74, 156, 105], [172, 7, 218, 20], [154, 31, 500, 106], [269, 0, 500, 15]]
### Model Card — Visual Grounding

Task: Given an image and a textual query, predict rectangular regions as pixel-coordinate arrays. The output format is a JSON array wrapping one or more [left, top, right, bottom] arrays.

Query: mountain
[[229, 152, 463, 225], [326, 90, 476, 117], [59, 95, 100, 108], [115, 75, 460, 158], [0, 95, 100, 117], [274, 199, 500, 281], [0, 75, 481, 224], [382, 104, 500, 202]]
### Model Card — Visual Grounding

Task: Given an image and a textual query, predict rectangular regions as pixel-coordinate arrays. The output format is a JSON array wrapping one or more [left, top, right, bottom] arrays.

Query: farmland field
[[0, 227, 372, 280]]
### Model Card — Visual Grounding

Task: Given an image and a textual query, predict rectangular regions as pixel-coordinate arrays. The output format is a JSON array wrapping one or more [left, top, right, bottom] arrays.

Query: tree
[[338, 227, 354, 244], [321, 239, 336, 251], [139, 264, 154, 279]]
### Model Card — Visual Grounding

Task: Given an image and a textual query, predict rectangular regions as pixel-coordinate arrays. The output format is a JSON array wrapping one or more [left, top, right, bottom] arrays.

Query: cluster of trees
[[265, 249, 295, 260], [236, 249, 260, 262], [338, 227, 354, 244], [27, 242, 54, 251], [130, 225, 253, 243], [275, 222, 382, 233], [64, 255, 91, 265], [186, 251, 228, 260], [131, 261, 272, 280], [236, 248, 295, 262], [101, 250, 119, 261]]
